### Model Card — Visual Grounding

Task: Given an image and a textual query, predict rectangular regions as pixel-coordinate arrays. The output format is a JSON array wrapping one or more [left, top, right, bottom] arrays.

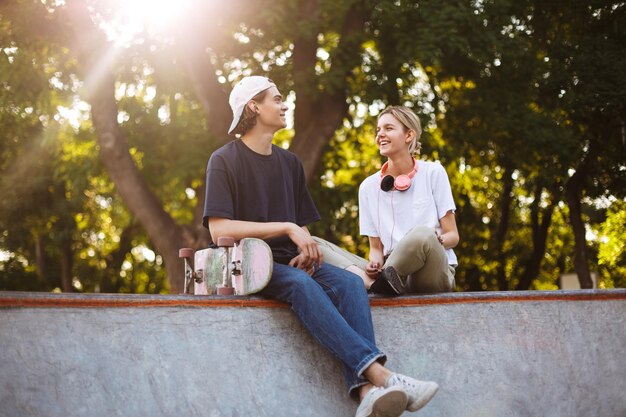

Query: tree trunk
[[516, 184, 557, 290], [290, 0, 369, 181], [101, 223, 138, 293], [563, 132, 602, 290], [179, 45, 229, 248], [291, 97, 350, 180], [90, 78, 187, 293], [465, 266, 483, 292], [35, 234, 47, 284], [565, 164, 593, 288], [378, 27, 401, 106], [66, 1, 189, 293], [60, 241, 74, 292], [493, 163, 514, 291], [178, 39, 231, 143]]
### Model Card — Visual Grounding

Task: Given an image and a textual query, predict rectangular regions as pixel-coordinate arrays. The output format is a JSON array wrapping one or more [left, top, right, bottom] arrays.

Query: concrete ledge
[[2, 288, 624, 308], [1, 290, 625, 417]]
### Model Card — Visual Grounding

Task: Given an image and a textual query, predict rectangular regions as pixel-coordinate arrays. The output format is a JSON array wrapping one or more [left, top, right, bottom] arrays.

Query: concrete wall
[[1, 290, 625, 417]]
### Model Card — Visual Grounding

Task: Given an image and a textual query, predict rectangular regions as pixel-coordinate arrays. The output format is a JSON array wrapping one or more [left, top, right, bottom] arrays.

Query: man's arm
[[208, 217, 289, 242], [208, 217, 322, 266], [288, 226, 323, 274]]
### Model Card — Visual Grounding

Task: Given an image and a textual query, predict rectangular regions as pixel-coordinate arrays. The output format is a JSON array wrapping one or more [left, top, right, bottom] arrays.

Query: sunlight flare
[[99, 0, 195, 45]]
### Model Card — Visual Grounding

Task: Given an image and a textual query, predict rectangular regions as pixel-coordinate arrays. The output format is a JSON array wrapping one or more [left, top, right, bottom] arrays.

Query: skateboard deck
[[180, 238, 273, 295]]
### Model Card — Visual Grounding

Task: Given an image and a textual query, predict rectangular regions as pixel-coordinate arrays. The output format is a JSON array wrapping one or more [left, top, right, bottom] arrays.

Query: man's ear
[[248, 101, 259, 113]]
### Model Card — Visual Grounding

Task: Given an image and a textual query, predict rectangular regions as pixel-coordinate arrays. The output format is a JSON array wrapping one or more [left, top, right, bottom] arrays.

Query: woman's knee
[[313, 237, 364, 270], [403, 226, 438, 246]]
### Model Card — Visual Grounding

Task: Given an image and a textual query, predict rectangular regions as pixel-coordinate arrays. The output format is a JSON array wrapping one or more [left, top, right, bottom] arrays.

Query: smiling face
[[376, 113, 413, 158], [249, 86, 288, 133]]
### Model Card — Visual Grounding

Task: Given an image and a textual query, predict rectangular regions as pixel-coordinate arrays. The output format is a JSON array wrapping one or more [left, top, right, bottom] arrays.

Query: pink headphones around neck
[[380, 159, 418, 192]]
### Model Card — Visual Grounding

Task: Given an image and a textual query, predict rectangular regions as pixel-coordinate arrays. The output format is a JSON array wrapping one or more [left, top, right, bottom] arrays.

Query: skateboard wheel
[[217, 237, 235, 247], [216, 286, 235, 295], [179, 248, 194, 258]]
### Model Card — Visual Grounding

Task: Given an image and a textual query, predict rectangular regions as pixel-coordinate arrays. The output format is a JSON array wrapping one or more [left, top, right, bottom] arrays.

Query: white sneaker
[[355, 385, 408, 417], [385, 373, 438, 412]]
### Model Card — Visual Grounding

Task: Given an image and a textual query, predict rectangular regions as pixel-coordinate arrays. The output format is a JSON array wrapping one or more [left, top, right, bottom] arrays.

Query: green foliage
[[1, 0, 624, 292], [597, 200, 626, 288], [308, 119, 380, 257]]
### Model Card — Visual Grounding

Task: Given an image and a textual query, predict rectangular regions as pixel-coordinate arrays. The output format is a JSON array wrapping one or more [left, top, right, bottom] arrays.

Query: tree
[[537, 1, 626, 287], [1, 0, 623, 293]]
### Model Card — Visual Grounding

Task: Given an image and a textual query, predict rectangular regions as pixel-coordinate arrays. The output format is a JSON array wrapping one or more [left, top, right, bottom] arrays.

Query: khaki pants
[[313, 226, 455, 294]]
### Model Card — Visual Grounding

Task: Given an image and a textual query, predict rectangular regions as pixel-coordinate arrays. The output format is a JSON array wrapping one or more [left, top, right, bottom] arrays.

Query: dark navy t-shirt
[[202, 139, 320, 264]]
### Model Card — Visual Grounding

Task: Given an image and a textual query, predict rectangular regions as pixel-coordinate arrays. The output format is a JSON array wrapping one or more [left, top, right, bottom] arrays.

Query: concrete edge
[[1, 289, 625, 309]]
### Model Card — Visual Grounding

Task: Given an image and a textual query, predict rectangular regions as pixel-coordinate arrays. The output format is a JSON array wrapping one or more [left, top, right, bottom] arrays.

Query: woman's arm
[[438, 210, 459, 250], [366, 236, 386, 277]]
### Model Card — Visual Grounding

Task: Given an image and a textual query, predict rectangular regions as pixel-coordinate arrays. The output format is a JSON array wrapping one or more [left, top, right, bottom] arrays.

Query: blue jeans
[[261, 262, 386, 396]]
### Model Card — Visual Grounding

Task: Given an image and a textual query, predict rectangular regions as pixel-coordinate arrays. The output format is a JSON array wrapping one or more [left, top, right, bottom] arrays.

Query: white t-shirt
[[359, 160, 458, 265]]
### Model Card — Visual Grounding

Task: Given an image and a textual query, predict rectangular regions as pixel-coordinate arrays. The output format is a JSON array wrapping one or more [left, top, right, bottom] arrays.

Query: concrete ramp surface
[[1, 290, 625, 417]]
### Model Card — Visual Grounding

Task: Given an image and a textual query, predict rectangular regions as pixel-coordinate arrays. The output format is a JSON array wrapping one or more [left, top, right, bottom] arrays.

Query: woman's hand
[[434, 229, 444, 245], [365, 261, 382, 279], [367, 236, 385, 280]]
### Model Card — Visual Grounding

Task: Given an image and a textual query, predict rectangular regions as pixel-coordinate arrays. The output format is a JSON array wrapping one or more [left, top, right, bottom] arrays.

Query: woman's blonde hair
[[378, 105, 422, 155]]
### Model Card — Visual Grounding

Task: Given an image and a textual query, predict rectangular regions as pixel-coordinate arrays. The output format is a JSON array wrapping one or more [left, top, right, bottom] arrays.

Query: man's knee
[[269, 266, 319, 300], [283, 269, 315, 289], [326, 266, 366, 295]]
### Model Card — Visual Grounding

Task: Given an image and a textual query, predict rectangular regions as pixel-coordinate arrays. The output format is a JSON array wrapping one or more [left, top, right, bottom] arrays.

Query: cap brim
[[228, 105, 244, 134]]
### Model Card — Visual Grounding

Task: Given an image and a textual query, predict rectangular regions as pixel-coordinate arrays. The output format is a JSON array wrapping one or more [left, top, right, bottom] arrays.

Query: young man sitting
[[202, 76, 439, 417]]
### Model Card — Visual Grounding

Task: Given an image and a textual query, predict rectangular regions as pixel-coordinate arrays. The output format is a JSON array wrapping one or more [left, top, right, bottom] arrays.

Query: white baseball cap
[[228, 76, 276, 134]]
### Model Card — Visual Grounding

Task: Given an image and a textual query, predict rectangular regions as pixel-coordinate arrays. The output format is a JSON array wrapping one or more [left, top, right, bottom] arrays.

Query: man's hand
[[286, 224, 323, 268], [289, 253, 315, 276]]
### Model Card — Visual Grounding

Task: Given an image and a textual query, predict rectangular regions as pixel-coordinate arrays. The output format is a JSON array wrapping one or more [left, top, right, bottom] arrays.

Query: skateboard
[[179, 237, 273, 295]]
